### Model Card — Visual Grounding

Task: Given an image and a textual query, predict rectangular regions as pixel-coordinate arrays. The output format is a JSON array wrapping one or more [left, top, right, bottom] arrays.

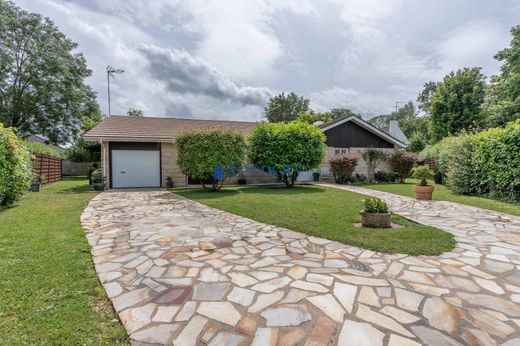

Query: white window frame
[[334, 147, 350, 155]]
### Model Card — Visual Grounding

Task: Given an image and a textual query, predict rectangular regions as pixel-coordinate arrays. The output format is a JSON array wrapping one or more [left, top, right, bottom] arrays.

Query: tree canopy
[[0, 0, 100, 144], [429, 67, 486, 141], [249, 122, 326, 187], [127, 108, 144, 117], [265, 92, 310, 123], [484, 25, 520, 128]]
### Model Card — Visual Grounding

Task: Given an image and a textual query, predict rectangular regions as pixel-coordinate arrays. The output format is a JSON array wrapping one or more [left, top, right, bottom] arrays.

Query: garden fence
[[33, 153, 62, 183]]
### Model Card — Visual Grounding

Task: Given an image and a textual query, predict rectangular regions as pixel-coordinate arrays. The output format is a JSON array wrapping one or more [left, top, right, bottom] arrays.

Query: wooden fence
[[33, 153, 62, 184]]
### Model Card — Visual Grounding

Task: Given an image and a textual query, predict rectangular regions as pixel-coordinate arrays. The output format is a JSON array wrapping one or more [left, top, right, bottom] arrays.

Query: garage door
[[111, 150, 160, 188]]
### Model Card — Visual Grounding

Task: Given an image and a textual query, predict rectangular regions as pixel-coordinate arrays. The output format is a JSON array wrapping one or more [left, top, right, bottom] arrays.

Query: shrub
[[362, 148, 388, 182], [0, 125, 33, 208], [375, 170, 399, 183], [390, 151, 418, 183], [413, 166, 434, 186], [249, 122, 326, 187], [363, 197, 389, 213], [176, 130, 246, 191], [22, 140, 63, 158], [90, 169, 105, 183], [355, 173, 368, 183], [328, 153, 359, 184]]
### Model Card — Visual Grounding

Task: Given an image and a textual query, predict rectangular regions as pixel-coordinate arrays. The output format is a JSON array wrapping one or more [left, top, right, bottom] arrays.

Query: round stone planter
[[92, 182, 106, 191], [415, 185, 434, 200], [360, 211, 391, 228]]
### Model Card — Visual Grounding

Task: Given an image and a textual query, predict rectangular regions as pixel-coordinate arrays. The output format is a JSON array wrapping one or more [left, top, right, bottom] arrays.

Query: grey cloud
[[139, 45, 274, 107]]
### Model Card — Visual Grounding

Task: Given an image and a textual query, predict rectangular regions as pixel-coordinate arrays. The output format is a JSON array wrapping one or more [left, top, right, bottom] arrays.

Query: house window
[[334, 148, 350, 155]]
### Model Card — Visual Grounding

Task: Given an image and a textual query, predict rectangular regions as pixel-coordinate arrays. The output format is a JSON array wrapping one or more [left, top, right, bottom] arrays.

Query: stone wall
[[161, 143, 187, 187]]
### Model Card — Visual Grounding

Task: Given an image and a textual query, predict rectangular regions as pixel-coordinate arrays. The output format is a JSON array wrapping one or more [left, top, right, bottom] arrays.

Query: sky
[[13, 0, 520, 121]]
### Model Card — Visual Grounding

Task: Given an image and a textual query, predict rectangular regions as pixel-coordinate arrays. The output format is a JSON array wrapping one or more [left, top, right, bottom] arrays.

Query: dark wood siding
[[324, 121, 394, 148]]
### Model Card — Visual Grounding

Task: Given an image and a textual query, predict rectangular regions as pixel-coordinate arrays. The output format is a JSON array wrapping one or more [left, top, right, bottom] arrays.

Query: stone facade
[[161, 143, 187, 188]]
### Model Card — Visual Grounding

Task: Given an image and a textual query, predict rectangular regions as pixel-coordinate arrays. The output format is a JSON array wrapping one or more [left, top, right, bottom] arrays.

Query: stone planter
[[360, 211, 391, 228], [93, 182, 106, 191], [415, 185, 434, 200]]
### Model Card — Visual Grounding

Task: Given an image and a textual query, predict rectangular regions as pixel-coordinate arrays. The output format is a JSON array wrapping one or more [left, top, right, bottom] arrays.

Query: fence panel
[[33, 153, 62, 184]]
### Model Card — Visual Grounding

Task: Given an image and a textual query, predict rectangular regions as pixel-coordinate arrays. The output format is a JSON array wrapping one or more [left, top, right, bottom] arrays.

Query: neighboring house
[[84, 115, 406, 188]]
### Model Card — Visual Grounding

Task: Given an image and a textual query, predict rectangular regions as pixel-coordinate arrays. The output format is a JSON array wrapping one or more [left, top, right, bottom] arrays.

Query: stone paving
[[80, 185, 520, 346]]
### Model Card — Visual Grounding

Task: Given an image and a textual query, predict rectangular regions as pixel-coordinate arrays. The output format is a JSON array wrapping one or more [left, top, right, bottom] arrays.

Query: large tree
[[430, 67, 486, 141], [329, 108, 360, 120], [265, 92, 310, 123], [368, 101, 430, 140], [484, 25, 520, 128], [0, 0, 100, 144]]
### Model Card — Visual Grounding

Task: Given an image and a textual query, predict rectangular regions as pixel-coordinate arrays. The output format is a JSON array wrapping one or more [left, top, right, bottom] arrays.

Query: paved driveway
[[81, 187, 520, 345]]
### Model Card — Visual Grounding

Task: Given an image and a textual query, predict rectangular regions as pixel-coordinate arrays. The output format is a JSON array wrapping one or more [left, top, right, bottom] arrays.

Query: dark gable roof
[[318, 115, 406, 147], [84, 115, 258, 142]]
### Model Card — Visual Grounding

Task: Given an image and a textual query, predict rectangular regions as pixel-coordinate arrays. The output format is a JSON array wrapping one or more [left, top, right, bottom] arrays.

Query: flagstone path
[[81, 185, 520, 346]]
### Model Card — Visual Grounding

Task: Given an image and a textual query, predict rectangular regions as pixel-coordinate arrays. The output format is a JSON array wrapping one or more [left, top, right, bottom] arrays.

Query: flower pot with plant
[[166, 176, 174, 188], [360, 197, 391, 228], [91, 169, 106, 191], [312, 172, 320, 182], [30, 174, 44, 192], [413, 166, 434, 200]]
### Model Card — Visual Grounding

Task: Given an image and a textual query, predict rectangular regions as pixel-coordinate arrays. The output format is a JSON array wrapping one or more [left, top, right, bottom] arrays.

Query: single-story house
[[84, 115, 407, 188]]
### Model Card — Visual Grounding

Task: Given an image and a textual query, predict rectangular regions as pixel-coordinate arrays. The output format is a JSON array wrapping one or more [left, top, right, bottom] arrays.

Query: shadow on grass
[[174, 184, 327, 200]]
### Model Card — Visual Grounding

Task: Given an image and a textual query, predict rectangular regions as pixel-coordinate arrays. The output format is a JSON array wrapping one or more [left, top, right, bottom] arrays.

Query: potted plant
[[413, 166, 434, 200], [360, 197, 391, 228], [30, 174, 44, 192], [91, 169, 106, 191], [312, 172, 320, 182], [166, 176, 174, 188]]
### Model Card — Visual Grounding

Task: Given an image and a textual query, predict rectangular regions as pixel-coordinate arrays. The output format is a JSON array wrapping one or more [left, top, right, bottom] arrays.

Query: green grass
[[361, 179, 520, 217], [0, 178, 128, 346], [174, 185, 454, 256]]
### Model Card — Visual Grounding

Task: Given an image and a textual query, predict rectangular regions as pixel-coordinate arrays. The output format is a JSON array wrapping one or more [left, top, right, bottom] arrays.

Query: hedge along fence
[[0, 125, 32, 208], [420, 120, 520, 202], [32, 153, 62, 184]]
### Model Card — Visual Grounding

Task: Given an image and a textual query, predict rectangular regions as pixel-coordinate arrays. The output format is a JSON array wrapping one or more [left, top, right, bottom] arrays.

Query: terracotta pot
[[415, 185, 434, 200], [360, 211, 391, 228]]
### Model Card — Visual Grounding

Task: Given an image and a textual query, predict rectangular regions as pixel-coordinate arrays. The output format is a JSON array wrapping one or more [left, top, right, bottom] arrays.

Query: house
[[84, 115, 406, 188]]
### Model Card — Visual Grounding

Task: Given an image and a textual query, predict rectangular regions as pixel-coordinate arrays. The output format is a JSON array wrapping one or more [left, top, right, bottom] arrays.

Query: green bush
[[0, 125, 33, 208], [22, 140, 63, 158], [363, 197, 389, 213], [374, 170, 399, 183], [419, 121, 520, 201], [328, 153, 359, 184], [176, 130, 246, 191], [412, 166, 434, 186], [249, 122, 326, 187], [390, 151, 418, 183]]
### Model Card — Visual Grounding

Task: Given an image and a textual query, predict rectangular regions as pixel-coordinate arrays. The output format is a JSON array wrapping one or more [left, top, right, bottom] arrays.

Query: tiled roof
[[84, 115, 258, 142]]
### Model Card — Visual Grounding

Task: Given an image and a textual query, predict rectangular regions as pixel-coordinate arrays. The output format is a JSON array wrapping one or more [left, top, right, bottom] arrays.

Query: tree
[[368, 101, 430, 140], [484, 25, 520, 128], [417, 81, 439, 113], [249, 122, 326, 187], [65, 113, 103, 162], [175, 130, 246, 191], [265, 92, 310, 123], [329, 108, 360, 120], [362, 148, 388, 182], [406, 132, 427, 152], [127, 108, 144, 117], [296, 111, 331, 124], [430, 67, 486, 141], [0, 1, 100, 144]]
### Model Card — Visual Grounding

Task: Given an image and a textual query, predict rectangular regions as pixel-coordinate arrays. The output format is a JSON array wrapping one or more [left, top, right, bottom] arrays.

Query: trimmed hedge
[[0, 125, 33, 208], [249, 122, 326, 187], [419, 120, 520, 202], [175, 130, 246, 191]]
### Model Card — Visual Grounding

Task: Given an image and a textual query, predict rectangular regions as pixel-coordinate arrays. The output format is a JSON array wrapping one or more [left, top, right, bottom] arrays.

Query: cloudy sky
[[14, 0, 520, 121]]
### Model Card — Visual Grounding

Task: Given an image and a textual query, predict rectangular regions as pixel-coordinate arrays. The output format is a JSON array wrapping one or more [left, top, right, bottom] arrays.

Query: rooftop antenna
[[106, 65, 124, 117]]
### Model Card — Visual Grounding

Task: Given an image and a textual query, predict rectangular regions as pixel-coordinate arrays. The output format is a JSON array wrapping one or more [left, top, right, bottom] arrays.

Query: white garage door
[[112, 150, 160, 188]]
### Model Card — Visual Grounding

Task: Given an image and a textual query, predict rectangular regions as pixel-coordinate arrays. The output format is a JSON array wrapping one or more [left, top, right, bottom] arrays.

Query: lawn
[[0, 178, 128, 345], [361, 179, 520, 217], [174, 185, 454, 256]]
